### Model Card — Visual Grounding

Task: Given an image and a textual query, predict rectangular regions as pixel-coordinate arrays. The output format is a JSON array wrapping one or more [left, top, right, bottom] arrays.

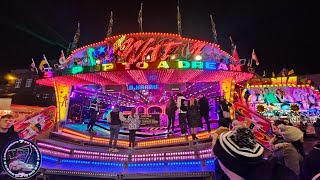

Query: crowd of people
[[1, 92, 320, 179], [211, 118, 320, 180]]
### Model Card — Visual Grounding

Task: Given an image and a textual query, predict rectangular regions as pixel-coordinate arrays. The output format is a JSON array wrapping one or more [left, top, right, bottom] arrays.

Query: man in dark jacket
[[199, 94, 211, 132], [0, 114, 19, 175], [87, 94, 100, 132]]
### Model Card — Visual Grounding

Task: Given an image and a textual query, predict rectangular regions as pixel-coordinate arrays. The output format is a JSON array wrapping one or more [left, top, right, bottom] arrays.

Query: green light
[[71, 66, 84, 74]]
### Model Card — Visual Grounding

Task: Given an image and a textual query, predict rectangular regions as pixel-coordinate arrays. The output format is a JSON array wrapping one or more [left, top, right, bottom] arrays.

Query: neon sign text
[[70, 60, 229, 75], [128, 84, 159, 90]]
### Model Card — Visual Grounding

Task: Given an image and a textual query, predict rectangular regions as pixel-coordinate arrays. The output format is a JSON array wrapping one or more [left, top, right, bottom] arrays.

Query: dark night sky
[[0, 0, 316, 76]]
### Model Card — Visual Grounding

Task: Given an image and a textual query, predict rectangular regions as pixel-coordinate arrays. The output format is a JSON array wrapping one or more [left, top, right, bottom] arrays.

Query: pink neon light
[[37, 142, 71, 153], [40, 148, 69, 157], [73, 150, 128, 158]]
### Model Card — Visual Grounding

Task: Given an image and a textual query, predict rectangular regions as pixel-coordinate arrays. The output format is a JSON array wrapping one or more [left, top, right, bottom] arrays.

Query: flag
[[210, 15, 218, 43], [288, 69, 295, 75], [39, 54, 51, 71], [272, 72, 276, 77], [262, 70, 266, 77], [31, 58, 38, 74], [70, 23, 80, 51], [281, 70, 286, 77], [185, 42, 190, 58], [138, 3, 143, 32], [251, 49, 259, 65], [229, 36, 235, 53], [59, 50, 66, 65], [107, 11, 113, 37], [177, 1, 182, 35], [232, 45, 240, 62]]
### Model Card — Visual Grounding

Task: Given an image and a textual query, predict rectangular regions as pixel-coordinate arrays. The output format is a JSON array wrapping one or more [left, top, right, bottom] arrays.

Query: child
[[127, 108, 140, 150]]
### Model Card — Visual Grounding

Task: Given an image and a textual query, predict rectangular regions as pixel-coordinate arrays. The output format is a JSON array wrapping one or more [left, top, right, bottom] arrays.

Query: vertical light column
[[229, 79, 236, 120], [220, 77, 236, 120], [54, 81, 72, 131]]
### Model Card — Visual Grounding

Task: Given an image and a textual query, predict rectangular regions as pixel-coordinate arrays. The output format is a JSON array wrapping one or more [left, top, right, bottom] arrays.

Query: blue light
[[98, 46, 106, 54], [42, 155, 59, 162], [127, 84, 159, 90]]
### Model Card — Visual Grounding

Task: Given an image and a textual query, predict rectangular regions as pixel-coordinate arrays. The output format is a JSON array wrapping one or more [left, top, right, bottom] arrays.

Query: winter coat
[[187, 100, 202, 128], [165, 101, 177, 117], [219, 101, 232, 119], [272, 142, 303, 176], [127, 114, 141, 130], [0, 127, 19, 172], [107, 109, 126, 125], [199, 97, 210, 112], [302, 143, 320, 180]]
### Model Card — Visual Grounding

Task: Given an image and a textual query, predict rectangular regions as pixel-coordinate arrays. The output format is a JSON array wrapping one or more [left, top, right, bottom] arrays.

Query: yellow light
[[195, 55, 202, 60], [5, 74, 16, 81], [145, 55, 151, 61], [170, 54, 176, 60]]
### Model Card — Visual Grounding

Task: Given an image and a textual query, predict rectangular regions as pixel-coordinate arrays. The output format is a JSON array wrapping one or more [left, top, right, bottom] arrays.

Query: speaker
[[102, 85, 123, 93], [164, 83, 186, 91]]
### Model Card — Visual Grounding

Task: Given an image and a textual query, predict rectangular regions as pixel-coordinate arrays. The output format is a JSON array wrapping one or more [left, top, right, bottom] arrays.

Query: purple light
[[37, 142, 71, 153]]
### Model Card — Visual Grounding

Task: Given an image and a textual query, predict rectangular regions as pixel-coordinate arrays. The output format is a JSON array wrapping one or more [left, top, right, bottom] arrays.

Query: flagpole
[[31, 58, 38, 74], [210, 15, 218, 43], [177, 0, 182, 35], [138, 3, 143, 32], [43, 54, 51, 68], [229, 36, 235, 54], [107, 11, 113, 37]]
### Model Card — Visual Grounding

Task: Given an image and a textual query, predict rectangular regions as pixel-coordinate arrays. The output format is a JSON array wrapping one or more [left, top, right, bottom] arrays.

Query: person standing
[[218, 97, 232, 128], [0, 114, 19, 176], [270, 123, 304, 176], [199, 94, 211, 133], [313, 118, 320, 139], [87, 94, 100, 132], [177, 93, 188, 136], [165, 96, 177, 135], [127, 108, 140, 150], [187, 95, 202, 142], [107, 105, 126, 153]]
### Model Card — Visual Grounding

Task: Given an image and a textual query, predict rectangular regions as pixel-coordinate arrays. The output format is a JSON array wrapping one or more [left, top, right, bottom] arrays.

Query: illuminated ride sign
[[60, 33, 244, 74], [69, 60, 231, 75], [127, 84, 159, 90]]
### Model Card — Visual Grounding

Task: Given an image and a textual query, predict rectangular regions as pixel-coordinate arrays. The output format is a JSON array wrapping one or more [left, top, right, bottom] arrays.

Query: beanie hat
[[232, 120, 241, 127], [278, 124, 303, 142], [213, 128, 265, 178]]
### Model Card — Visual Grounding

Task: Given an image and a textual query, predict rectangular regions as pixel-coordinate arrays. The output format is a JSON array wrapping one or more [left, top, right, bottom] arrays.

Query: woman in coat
[[218, 96, 232, 128], [127, 108, 141, 149], [165, 96, 177, 135], [187, 95, 202, 141]]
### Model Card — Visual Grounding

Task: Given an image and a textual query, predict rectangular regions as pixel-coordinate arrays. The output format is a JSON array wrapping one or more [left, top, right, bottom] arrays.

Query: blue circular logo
[[1, 139, 42, 179]]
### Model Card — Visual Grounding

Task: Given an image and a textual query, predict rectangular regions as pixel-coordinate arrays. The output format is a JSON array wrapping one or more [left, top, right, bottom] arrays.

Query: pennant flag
[[272, 72, 276, 78], [210, 15, 218, 43], [281, 71, 286, 77], [70, 23, 80, 51], [232, 45, 240, 62], [107, 11, 113, 37], [262, 70, 266, 77], [138, 3, 143, 32], [288, 69, 295, 75], [251, 49, 259, 65], [177, 1, 182, 35], [30, 58, 38, 74], [39, 54, 51, 71], [59, 50, 66, 65]]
